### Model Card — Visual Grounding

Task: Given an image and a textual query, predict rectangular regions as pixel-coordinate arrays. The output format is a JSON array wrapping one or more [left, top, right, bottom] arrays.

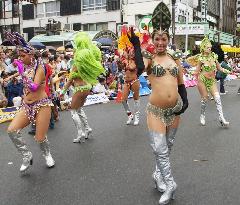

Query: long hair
[[211, 41, 224, 63]]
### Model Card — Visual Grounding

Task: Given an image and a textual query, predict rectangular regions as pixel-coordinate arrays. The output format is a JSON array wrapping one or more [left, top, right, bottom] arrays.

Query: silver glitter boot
[[200, 99, 207, 126], [39, 138, 55, 168], [78, 108, 92, 139], [133, 100, 140, 126], [149, 131, 177, 205], [71, 110, 85, 143], [8, 131, 33, 172]]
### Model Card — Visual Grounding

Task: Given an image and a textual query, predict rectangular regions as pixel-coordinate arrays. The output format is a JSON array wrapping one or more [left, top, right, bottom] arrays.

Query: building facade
[[0, 0, 121, 41], [0, 0, 238, 47]]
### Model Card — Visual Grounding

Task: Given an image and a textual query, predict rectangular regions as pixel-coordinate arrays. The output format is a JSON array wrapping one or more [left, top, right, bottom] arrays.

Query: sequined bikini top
[[201, 64, 216, 72], [151, 63, 179, 78]]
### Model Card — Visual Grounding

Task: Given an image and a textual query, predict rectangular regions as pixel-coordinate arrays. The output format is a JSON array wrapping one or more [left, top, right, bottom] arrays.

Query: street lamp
[[47, 18, 58, 35], [172, 0, 176, 45]]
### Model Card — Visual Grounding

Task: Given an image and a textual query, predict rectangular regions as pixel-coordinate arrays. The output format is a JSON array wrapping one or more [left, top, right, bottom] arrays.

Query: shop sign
[[207, 29, 234, 46], [138, 15, 153, 33], [175, 24, 205, 35]]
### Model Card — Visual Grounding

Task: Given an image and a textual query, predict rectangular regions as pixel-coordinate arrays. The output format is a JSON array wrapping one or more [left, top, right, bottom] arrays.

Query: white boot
[[133, 111, 140, 125], [200, 114, 206, 126], [214, 95, 229, 127], [200, 99, 206, 126], [126, 114, 134, 125]]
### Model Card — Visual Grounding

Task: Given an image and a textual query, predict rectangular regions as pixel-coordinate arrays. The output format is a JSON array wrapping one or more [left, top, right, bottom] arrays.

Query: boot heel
[[30, 159, 33, 165], [171, 191, 175, 200], [154, 181, 157, 189]]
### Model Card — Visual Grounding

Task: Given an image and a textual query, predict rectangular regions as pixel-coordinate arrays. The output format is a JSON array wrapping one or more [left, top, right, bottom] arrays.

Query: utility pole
[[185, 0, 189, 54], [18, 0, 23, 34], [172, 0, 176, 45]]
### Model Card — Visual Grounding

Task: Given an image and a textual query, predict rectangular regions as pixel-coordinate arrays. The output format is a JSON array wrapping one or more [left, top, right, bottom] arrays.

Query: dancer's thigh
[[71, 90, 89, 110], [35, 106, 51, 142], [209, 83, 219, 97], [147, 113, 166, 134], [7, 110, 30, 132], [167, 115, 180, 132], [122, 84, 130, 101], [131, 81, 140, 100], [197, 80, 208, 99]]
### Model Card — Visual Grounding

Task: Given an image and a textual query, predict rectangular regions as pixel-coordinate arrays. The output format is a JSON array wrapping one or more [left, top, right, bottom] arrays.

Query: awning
[[29, 31, 99, 43], [95, 37, 113, 46], [221, 45, 240, 53]]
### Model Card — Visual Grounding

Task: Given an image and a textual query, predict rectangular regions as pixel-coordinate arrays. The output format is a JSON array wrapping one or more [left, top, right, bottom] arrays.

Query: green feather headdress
[[200, 35, 212, 53]]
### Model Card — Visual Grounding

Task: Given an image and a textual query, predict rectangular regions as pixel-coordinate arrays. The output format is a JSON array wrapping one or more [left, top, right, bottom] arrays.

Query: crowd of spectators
[[1, 45, 239, 110]]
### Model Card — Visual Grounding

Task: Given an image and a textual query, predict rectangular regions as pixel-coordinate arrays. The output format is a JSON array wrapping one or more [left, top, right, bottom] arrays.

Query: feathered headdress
[[151, 2, 171, 35], [4, 31, 34, 53], [200, 35, 212, 53], [118, 25, 137, 61]]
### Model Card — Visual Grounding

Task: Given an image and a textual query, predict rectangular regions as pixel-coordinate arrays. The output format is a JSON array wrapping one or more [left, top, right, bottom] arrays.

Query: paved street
[[0, 80, 240, 205]]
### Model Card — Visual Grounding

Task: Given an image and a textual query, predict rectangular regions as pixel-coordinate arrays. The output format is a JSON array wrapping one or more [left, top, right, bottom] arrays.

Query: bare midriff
[[149, 75, 178, 108], [24, 84, 47, 103], [124, 60, 137, 82]]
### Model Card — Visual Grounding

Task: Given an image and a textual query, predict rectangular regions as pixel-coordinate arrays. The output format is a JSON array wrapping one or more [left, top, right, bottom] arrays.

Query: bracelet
[[62, 89, 67, 95]]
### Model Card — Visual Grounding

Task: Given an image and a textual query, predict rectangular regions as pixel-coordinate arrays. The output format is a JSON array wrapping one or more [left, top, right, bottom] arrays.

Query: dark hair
[[34, 51, 41, 60], [42, 51, 49, 58], [151, 29, 170, 40], [49, 56, 54, 62], [211, 41, 224, 63], [64, 55, 70, 61], [54, 55, 59, 61]]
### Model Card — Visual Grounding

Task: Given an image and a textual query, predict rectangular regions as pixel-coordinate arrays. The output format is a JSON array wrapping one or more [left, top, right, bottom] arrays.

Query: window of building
[[83, 0, 106, 11], [96, 22, 108, 30], [36, 3, 44, 18], [36, 1, 60, 18], [83, 22, 108, 31], [45, 1, 60, 17]]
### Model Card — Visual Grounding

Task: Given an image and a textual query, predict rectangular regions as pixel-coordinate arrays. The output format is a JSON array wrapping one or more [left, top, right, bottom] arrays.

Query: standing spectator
[[54, 55, 62, 74], [216, 55, 232, 95]]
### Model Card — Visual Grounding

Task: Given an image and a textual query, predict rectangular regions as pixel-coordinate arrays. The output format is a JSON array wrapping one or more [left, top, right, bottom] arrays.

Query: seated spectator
[[6, 59, 18, 74], [92, 76, 109, 95], [6, 77, 23, 106]]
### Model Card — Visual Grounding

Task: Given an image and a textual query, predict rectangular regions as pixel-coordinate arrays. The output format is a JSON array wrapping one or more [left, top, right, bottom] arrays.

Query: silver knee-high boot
[[39, 138, 55, 168], [149, 131, 177, 205], [166, 128, 178, 154], [78, 108, 92, 139], [200, 99, 207, 126], [153, 165, 167, 193], [214, 94, 229, 127], [8, 130, 33, 172], [71, 110, 85, 143], [153, 128, 178, 193], [122, 100, 134, 125], [133, 99, 140, 126]]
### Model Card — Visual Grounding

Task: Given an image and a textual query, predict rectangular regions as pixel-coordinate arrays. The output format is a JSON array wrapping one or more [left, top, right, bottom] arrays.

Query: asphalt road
[[0, 80, 240, 205]]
